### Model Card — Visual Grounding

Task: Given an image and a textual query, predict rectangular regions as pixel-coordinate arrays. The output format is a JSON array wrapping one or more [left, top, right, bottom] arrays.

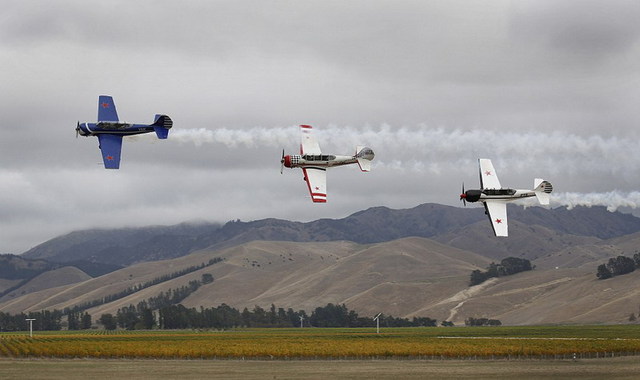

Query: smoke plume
[[551, 191, 640, 212], [170, 124, 639, 172]]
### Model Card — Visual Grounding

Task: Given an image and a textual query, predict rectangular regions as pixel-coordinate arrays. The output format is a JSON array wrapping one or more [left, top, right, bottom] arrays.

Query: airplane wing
[[98, 95, 119, 122], [300, 125, 321, 155], [484, 201, 508, 237], [479, 158, 501, 189], [302, 167, 327, 203], [97, 134, 123, 169]]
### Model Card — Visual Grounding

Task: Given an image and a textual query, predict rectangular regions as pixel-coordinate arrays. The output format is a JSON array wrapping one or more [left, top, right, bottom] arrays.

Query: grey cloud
[[2, 1, 640, 253], [510, 0, 640, 58]]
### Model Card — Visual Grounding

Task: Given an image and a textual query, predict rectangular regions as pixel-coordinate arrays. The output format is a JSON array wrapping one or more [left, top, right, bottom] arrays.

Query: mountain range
[[3, 203, 640, 325]]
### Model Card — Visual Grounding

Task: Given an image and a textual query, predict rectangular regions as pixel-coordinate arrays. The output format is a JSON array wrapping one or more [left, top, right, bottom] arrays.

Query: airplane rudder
[[152, 115, 172, 139], [154, 126, 170, 139], [535, 192, 550, 205], [357, 158, 372, 172]]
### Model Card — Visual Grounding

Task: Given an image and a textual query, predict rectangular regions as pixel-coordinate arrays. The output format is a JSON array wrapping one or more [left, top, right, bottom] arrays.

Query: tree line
[[0, 310, 64, 331], [469, 257, 533, 286], [96, 302, 440, 330], [63, 257, 223, 314], [465, 317, 502, 326], [596, 253, 640, 279]]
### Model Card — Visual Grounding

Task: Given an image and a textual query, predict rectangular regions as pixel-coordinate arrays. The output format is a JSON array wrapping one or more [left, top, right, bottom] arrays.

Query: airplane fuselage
[[283, 147, 374, 169], [76, 122, 156, 137], [461, 188, 537, 203], [283, 154, 359, 169]]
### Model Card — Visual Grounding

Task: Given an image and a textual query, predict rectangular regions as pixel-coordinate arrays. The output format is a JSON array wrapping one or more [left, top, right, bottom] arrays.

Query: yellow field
[[2, 326, 640, 360]]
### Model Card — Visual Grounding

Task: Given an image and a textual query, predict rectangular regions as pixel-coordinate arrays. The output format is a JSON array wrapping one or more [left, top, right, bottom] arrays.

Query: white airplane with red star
[[280, 125, 374, 203], [459, 158, 553, 237]]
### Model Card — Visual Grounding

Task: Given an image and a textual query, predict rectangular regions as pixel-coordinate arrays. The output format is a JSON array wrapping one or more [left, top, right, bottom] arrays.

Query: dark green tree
[[140, 308, 156, 329], [633, 252, 640, 268], [596, 264, 612, 279], [607, 256, 636, 276], [469, 269, 488, 286], [201, 273, 214, 284], [501, 257, 532, 275], [81, 312, 92, 329], [98, 313, 117, 330], [68, 311, 80, 330]]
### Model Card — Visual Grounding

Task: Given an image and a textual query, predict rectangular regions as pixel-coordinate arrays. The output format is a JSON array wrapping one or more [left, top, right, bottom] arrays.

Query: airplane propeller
[[280, 149, 285, 174], [76, 121, 80, 138], [460, 183, 467, 206]]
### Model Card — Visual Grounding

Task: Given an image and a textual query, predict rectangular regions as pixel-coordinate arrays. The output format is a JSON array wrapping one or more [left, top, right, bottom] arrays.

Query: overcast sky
[[2, 0, 640, 253]]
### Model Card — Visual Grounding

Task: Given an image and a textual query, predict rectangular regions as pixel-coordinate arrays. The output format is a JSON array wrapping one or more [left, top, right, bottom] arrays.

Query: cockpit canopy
[[482, 188, 516, 196], [302, 154, 336, 161], [96, 122, 131, 130]]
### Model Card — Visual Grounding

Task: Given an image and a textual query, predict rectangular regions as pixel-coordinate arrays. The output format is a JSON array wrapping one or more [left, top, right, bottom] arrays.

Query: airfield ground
[[2, 326, 640, 378], [2, 357, 640, 379]]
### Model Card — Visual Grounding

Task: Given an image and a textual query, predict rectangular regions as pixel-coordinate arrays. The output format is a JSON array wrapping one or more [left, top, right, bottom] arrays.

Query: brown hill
[[21, 204, 640, 268], [0, 251, 216, 314], [0, 238, 489, 318], [0, 279, 21, 294], [177, 238, 490, 317], [0, 267, 91, 304], [433, 220, 602, 261], [606, 231, 640, 255], [449, 267, 640, 325], [3, 235, 640, 326]]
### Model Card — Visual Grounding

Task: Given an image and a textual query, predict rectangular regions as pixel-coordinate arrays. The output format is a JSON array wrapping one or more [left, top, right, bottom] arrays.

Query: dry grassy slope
[[4, 234, 640, 325], [532, 230, 640, 270], [2, 238, 487, 317], [533, 244, 623, 270], [0, 266, 91, 301], [178, 237, 491, 317], [425, 263, 640, 326], [421, 230, 640, 325], [434, 220, 602, 261], [0, 279, 21, 294], [606, 231, 640, 255], [0, 250, 220, 314], [494, 269, 640, 325]]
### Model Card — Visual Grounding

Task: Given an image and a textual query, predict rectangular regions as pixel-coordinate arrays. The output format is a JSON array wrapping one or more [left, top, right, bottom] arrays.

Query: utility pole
[[373, 313, 382, 334], [25, 318, 36, 338]]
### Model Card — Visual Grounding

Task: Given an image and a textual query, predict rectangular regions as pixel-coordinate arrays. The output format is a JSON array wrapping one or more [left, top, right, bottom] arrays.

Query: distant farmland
[[2, 325, 640, 360]]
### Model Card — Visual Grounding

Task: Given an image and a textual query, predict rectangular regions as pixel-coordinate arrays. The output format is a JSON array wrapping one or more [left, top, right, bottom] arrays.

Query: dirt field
[[1, 357, 640, 380]]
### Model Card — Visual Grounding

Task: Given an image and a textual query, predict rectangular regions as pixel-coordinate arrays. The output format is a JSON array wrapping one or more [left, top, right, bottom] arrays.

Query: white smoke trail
[[171, 125, 634, 158], [171, 127, 296, 148], [170, 124, 640, 173], [169, 125, 640, 212], [551, 191, 640, 212]]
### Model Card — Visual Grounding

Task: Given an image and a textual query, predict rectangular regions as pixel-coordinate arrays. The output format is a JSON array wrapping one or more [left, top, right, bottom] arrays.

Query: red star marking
[[495, 218, 502, 224], [101, 102, 110, 108], [315, 186, 320, 190], [106, 155, 114, 161], [485, 171, 492, 176]]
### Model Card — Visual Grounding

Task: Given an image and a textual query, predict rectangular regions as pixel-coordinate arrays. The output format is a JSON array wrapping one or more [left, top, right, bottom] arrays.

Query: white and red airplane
[[460, 158, 553, 237], [281, 125, 374, 203]]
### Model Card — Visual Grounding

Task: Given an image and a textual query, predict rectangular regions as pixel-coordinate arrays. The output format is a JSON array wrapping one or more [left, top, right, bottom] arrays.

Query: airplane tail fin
[[355, 146, 375, 172], [152, 114, 173, 139], [533, 178, 553, 205]]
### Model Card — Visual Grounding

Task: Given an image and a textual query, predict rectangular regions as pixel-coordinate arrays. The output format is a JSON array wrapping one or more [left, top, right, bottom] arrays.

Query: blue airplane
[[76, 95, 172, 169]]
